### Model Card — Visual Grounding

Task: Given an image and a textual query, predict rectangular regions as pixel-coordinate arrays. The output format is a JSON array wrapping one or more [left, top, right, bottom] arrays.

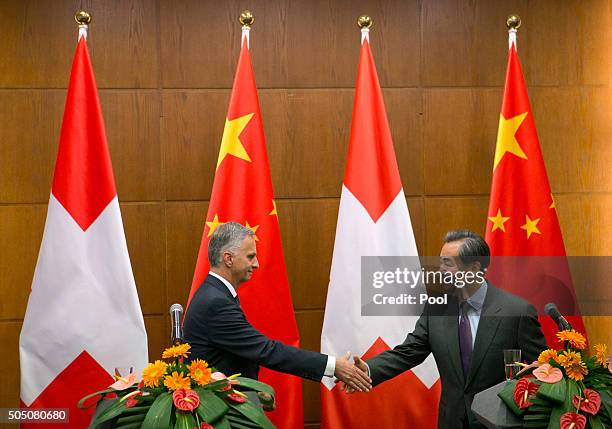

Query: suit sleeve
[[366, 308, 432, 386], [205, 297, 328, 382], [518, 303, 549, 363]]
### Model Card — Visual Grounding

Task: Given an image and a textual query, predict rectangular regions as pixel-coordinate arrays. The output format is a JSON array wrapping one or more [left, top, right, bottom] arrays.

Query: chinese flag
[[186, 37, 303, 428], [485, 41, 586, 347]]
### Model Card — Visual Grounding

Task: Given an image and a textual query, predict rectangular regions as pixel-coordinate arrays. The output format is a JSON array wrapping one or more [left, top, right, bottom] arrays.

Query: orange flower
[[164, 371, 191, 391], [565, 361, 588, 381], [557, 350, 582, 368], [162, 343, 191, 359], [594, 344, 607, 367], [188, 359, 212, 386], [537, 349, 559, 364], [142, 360, 168, 388], [556, 329, 587, 349]]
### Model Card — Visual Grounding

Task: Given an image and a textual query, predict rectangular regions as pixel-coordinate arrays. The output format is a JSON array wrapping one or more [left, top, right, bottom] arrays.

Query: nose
[[252, 257, 259, 269]]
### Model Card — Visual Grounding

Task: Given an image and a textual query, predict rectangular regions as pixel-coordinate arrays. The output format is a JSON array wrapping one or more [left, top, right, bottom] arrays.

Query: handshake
[[333, 352, 371, 393]]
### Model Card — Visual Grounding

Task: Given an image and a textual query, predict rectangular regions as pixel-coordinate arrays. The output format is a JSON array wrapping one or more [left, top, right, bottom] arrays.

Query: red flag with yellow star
[[186, 36, 303, 428], [485, 41, 586, 347]]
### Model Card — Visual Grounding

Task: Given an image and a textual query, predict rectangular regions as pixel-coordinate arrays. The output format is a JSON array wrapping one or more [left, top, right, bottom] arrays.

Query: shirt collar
[[209, 271, 237, 298], [466, 280, 488, 312]]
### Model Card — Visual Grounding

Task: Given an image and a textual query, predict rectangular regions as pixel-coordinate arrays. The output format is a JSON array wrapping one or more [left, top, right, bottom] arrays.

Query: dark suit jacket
[[183, 274, 327, 381], [366, 283, 548, 429]]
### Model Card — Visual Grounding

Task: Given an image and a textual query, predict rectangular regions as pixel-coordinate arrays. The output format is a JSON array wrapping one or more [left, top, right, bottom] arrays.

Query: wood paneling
[[532, 88, 612, 193], [0, 0, 158, 88], [424, 197, 490, 256], [583, 316, 612, 356], [121, 203, 165, 315], [0, 91, 63, 203], [2, 2, 611, 427], [162, 91, 229, 201], [423, 89, 499, 195], [165, 202, 209, 308], [0, 205, 46, 320], [296, 310, 325, 423], [101, 91, 162, 201]]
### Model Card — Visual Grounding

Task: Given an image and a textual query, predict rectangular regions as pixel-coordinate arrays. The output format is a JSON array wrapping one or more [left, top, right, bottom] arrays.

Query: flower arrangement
[[499, 330, 612, 429], [79, 343, 276, 429]]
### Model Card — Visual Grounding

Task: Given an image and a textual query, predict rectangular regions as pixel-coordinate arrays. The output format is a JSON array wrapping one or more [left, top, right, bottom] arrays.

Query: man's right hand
[[334, 352, 372, 392]]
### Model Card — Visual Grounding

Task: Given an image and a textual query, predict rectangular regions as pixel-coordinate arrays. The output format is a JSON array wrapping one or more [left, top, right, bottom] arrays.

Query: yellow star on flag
[[269, 199, 278, 216], [206, 214, 225, 237], [493, 112, 528, 170], [549, 193, 556, 209], [217, 113, 254, 169], [488, 209, 510, 232], [520, 215, 541, 239], [245, 221, 260, 241]]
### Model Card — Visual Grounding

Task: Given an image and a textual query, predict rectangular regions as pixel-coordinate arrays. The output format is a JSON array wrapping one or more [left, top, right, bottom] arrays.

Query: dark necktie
[[458, 301, 473, 377]]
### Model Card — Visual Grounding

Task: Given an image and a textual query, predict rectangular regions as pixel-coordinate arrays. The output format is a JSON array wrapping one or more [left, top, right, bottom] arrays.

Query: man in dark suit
[[183, 222, 371, 392], [353, 230, 548, 428]]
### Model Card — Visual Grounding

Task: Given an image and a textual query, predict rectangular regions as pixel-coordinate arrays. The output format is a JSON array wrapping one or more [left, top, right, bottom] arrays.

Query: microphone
[[169, 303, 184, 344], [544, 303, 572, 331]]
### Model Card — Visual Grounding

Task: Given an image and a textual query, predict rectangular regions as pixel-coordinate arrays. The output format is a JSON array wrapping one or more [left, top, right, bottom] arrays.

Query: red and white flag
[[320, 31, 440, 428], [19, 35, 148, 427]]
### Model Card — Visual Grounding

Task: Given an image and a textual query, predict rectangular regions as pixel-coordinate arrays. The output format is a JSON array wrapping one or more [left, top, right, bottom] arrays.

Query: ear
[[471, 261, 482, 272], [222, 250, 233, 267]]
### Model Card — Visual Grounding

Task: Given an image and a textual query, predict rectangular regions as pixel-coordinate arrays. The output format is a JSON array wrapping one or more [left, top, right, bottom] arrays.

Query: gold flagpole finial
[[358, 15, 372, 29], [75, 11, 92, 26], [239, 10, 254, 28], [506, 14, 521, 30]]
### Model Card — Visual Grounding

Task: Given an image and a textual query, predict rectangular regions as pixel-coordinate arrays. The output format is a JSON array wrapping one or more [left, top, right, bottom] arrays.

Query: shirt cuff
[[323, 355, 336, 379], [364, 361, 371, 377]]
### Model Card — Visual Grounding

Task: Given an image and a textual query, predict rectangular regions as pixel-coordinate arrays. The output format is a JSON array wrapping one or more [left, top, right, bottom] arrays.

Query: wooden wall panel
[[101, 92, 162, 201], [277, 199, 339, 310], [263, 90, 353, 198], [578, 0, 612, 86], [0, 91, 63, 203], [407, 197, 426, 256], [424, 197, 490, 256], [0, 0, 158, 88], [0, 206, 46, 320], [145, 315, 170, 359], [121, 203, 165, 315], [165, 202, 209, 308], [423, 89, 499, 195], [0, 321, 22, 409], [295, 310, 325, 423], [162, 91, 229, 201], [583, 316, 612, 357]]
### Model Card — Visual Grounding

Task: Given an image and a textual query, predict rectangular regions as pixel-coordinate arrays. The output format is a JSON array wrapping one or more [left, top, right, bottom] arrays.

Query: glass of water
[[504, 349, 521, 381]]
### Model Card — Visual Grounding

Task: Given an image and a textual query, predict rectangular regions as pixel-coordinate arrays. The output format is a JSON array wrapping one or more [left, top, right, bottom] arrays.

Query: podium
[[471, 381, 522, 429]]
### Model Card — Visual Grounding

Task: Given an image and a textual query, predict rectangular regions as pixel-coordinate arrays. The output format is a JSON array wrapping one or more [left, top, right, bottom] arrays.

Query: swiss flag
[[19, 36, 148, 428], [485, 39, 586, 347], [320, 33, 441, 428], [186, 35, 304, 429]]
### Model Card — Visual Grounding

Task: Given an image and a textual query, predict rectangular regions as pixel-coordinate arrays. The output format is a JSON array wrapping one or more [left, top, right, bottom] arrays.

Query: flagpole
[[239, 10, 254, 49], [358, 14, 372, 44], [506, 14, 521, 49], [75, 10, 91, 41]]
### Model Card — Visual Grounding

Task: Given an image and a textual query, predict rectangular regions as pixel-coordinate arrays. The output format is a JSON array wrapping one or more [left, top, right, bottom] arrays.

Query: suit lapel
[[443, 300, 465, 383], [466, 284, 502, 387]]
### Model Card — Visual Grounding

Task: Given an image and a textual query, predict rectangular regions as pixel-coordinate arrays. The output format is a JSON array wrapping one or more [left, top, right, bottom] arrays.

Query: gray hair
[[208, 222, 255, 267], [444, 229, 490, 271]]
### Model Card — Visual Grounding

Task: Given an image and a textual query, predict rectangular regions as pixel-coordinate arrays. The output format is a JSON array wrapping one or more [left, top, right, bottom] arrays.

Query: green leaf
[[78, 388, 120, 409], [589, 414, 606, 429], [174, 411, 197, 429], [90, 399, 127, 426], [497, 380, 524, 415], [545, 406, 563, 429], [141, 392, 173, 429], [115, 412, 146, 426], [536, 381, 566, 404], [228, 401, 275, 429], [113, 423, 142, 429], [233, 378, 275, 396], [214, 417, 231, 429], [193, 388, 229, 423], [563, 379, 580, 411]]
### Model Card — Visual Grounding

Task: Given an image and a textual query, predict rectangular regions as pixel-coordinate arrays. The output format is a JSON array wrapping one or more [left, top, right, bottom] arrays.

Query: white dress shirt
[[208, 271, 336, 379]]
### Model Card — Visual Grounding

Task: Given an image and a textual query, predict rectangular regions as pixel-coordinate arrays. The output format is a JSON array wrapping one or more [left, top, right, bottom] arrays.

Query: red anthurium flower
[[200, 423, 214, 429], [172, 389, 200, 411], [125, 398, 139, 408], [137, 380, 144, 389], [227, 393, 247, 404], [572, 389, 601, 416], [513, 377, 539, 409], [560, 412, 586, 429]]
